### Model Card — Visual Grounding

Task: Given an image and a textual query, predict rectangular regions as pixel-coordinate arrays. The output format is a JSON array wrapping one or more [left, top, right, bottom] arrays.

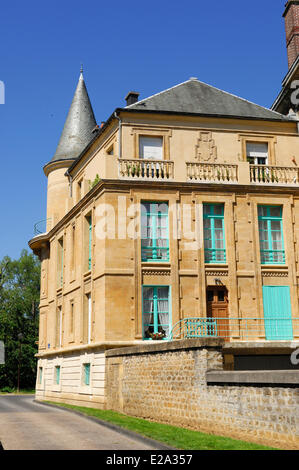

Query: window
[[55, 366, 60, 385], [71, 223, 76, 274], [38, 367, 43, 385], [70, 301, 74, 336], [56, 306, 62, 348], [139, 136, 163, 160], [106, 144, 114, 155], [85, 214, 92, 271], [142, 286, 170, 340], [203, 204, 226, 263], [258, 206, 285, 264], [77, 179, 83, 202], [83, 294, 92, 344], [57, 238, 64, 288], [141, 202, 169, 262], [83, 363, 91, 386], [246, 142, 268, 165]]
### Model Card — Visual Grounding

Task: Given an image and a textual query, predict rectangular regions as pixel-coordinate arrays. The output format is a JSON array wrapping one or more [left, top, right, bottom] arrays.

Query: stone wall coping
[[105, 338, 225, 358], [36, 340, 145, 358], [206, 370, 299, 385], [222, 341, 299, 355]]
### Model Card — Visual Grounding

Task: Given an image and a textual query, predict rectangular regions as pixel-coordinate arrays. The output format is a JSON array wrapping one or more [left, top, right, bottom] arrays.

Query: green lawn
[[0, 388, 35, 394], [45, 401, 277, 450]]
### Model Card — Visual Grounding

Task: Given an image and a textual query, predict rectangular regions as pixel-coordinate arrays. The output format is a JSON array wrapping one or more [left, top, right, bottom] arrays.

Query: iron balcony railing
[[33, 218, 52, 235], [170, 317, 299, 341]]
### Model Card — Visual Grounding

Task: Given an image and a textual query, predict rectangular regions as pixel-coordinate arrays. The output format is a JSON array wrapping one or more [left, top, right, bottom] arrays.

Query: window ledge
[[142, 262, 171, 267], [261, 265, 288, 269], [205, 264, 228, 268]]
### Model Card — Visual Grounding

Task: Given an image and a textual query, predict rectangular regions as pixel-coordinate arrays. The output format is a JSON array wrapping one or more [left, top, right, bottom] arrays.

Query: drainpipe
[[114, 111, 122, 159]]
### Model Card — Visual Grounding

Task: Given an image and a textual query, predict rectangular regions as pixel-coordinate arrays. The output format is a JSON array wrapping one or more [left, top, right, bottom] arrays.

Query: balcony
[[250, 165, 299, 185], [170, 317, 299, 341], [186, 162, 238, 183], [118, 159, 174, 181], [186, 161, 299, 187], [33, 218, 52, 235], [117, 158, 299, 187]]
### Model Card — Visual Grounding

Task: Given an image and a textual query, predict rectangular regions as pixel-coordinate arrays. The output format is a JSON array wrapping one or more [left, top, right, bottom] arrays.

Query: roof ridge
[[126, 77, 288, 119], [125, 79, 192, 109], [194, 78, 287, 118]]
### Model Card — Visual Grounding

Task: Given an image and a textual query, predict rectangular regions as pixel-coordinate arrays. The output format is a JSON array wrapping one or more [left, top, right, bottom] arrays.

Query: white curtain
[[157, 287, 169, 336], [143, 287, 154, 337]]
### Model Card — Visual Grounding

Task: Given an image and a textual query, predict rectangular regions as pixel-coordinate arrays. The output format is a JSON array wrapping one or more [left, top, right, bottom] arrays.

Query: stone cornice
[[28, 178, 299, 252], [43, 158, 75, 177]]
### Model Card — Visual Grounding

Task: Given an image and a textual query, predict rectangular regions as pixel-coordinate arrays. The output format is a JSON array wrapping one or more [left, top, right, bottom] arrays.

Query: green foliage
[[89, 174, 100, 189], [0, 249, 40, 389]]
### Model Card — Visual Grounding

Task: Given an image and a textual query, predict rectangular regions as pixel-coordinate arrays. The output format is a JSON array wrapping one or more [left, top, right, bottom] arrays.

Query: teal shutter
[[84, 364, 90, 385], [56, 366, 60, 384], [258, 206, 285, 264], [39, 367, 43, 384], [203, 204, 226, 263], [262, 286, 293, 340], [141, 203, 169, 262]]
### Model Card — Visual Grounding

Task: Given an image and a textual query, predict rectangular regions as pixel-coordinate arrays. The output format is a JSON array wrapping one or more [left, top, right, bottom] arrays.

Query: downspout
[[114, 111, 122, 159]]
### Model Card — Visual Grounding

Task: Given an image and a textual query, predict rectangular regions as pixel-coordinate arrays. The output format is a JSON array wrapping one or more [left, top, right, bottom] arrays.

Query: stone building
[[30, 2, 299, 408]]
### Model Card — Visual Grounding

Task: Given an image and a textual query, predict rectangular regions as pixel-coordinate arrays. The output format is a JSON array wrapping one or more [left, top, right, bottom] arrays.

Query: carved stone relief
[[195, 132, 217, 162]]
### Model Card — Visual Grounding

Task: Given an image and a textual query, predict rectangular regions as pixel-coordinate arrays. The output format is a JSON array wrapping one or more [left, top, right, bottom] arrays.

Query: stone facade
[[30, 77, 299, 409], [106, 340, 299, 450]]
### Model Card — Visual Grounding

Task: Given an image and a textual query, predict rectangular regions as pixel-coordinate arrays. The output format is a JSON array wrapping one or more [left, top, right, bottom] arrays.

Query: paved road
[[0, 395, 159, 450]]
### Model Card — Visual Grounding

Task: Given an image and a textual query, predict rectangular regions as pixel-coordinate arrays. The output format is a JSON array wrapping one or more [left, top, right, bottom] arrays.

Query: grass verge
[[45, 401, 277, 450], [0, 389, 35, 394]]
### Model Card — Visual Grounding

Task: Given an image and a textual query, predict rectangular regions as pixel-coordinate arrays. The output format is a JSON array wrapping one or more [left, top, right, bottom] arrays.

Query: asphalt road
[[0, 395, 160, 450]]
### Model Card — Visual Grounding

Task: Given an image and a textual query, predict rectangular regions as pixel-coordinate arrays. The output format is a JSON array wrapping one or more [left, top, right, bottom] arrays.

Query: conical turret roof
[[50, 69, 97, 163]]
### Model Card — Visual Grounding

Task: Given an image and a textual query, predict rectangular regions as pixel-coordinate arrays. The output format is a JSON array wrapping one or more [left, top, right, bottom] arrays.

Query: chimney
[[125, 91, 139, 106], [283, 1, 299, 68]]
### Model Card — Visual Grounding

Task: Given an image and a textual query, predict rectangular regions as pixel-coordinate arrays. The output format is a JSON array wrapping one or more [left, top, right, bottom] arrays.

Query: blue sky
[[0, 0, 289, 260]]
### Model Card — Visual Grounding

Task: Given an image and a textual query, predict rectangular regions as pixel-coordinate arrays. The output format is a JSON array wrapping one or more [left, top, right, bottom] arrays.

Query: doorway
[[206, 286, 229, 340]]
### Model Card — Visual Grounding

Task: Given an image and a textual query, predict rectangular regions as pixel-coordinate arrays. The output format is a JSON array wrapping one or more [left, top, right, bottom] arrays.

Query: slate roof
[[126, 78, 293, 121], [50, 70, 97, 163]]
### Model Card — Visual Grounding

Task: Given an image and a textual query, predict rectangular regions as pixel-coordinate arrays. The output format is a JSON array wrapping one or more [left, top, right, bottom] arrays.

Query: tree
[[0, 249, 40, 390]]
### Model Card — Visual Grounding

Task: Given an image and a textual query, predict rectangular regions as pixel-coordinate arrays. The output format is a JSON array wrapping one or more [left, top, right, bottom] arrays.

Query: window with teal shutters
[[55, 366, 60, 385], [203, 204, 226, 263], [38, 367, 43, 385], [142, 286, 171, 339], [83, 363, 90, 385], [258, 206, 285, 264], [141, 202, 169, 262]]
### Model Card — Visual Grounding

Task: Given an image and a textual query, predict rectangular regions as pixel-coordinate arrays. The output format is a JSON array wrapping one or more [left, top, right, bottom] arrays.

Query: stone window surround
[[51, 357, 62, 392], [36, 359, 45, 391], [78, 352, 95, 395], [238, 133, 277, 165], [130, 127, 172, 160]]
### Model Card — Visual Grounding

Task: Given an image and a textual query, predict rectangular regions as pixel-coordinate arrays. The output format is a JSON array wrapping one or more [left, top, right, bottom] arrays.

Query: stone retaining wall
[[105, 339, 299, 450]]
